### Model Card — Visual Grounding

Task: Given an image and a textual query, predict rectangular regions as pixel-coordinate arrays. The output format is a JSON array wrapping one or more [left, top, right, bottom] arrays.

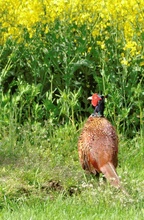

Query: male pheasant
[[78, 93, 120, 187]]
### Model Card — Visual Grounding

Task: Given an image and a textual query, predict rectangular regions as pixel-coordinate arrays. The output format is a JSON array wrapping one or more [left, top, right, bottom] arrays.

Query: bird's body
[[78, 94, 120, 187]]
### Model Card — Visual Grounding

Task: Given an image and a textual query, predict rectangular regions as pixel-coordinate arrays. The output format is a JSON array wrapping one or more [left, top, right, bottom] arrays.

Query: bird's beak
[[87, 96, 92, 100]]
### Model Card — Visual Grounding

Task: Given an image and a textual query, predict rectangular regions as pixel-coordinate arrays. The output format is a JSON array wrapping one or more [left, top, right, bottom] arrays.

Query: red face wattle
[[91, 93, 102, 107]]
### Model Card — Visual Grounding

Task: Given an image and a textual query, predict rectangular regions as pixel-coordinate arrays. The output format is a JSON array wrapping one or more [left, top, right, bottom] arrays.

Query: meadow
[[0, 0, 144, 219]]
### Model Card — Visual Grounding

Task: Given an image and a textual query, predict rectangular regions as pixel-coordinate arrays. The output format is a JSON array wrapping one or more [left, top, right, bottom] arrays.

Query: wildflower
[[97, 41, 105, 50], [121, 58, 129, 66], [0, 0, 144, 52], [140, 61, 144, 67], [87, 47, 92, 53]]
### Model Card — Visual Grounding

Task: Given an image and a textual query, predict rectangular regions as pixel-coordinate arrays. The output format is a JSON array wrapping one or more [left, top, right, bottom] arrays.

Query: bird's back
[[78, 115, 118, 175]]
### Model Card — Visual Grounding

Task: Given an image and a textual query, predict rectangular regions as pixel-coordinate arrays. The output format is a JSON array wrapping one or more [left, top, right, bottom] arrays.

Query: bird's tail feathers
[[100, 162, 120, 188]]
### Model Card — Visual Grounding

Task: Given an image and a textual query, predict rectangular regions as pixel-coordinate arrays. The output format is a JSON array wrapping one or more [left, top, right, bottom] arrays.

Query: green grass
[[0, 121, 143, 219]]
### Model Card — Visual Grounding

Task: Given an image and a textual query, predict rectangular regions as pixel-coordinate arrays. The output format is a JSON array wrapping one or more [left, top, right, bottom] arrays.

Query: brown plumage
[[78, 93, 120, 187]]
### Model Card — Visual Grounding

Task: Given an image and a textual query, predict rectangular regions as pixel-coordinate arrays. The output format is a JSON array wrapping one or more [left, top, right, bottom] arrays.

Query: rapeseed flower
[[0, 0, 144, 62]]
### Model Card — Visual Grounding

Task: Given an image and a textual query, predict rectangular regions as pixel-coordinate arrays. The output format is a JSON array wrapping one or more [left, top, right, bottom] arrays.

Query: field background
[[0, 0, 144, 219]]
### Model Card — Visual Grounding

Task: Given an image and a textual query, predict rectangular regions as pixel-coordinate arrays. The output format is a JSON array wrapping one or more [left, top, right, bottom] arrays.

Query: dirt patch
[[41, 180, 63, 192]]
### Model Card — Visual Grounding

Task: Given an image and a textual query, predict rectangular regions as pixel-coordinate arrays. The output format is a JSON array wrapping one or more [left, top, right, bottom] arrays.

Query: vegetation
[[0, 122, 143, 219], [0, 0, 144, 219]]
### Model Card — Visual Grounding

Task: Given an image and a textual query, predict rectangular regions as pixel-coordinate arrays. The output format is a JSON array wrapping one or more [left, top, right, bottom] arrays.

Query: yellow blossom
[[0, 0, 144, 59], [121, 58, 129, 66], [140, 61, 144, 66], [87, 47, 92, 53]]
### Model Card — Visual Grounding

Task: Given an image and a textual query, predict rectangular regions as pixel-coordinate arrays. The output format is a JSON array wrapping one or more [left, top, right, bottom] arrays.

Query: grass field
[[0, 122, 143, 219]]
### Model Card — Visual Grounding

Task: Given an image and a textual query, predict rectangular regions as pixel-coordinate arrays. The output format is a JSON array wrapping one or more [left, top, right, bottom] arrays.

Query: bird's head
[[87, 93, 106, 116], [87, 93, 102, 107]]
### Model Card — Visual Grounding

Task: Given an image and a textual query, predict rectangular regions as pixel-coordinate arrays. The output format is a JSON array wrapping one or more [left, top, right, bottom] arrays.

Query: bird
[[78, 93, 120, 187]]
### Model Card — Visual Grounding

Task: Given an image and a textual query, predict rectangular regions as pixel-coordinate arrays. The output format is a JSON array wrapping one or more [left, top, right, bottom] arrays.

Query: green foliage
[[0, 19, 143, 137]]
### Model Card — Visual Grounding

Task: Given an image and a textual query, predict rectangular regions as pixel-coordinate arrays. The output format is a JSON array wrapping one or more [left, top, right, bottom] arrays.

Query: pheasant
[[78, 93, 120, 187]]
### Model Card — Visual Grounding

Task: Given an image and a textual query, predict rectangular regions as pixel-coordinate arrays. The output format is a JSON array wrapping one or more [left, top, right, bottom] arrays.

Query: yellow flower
[[87, 47, 92, 53], [97, 41, 105, 49], [140, 61, 144, 66], [121, 58, 129, 66], [0, 0, 144, 51], [101, 43, 105, 49]]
